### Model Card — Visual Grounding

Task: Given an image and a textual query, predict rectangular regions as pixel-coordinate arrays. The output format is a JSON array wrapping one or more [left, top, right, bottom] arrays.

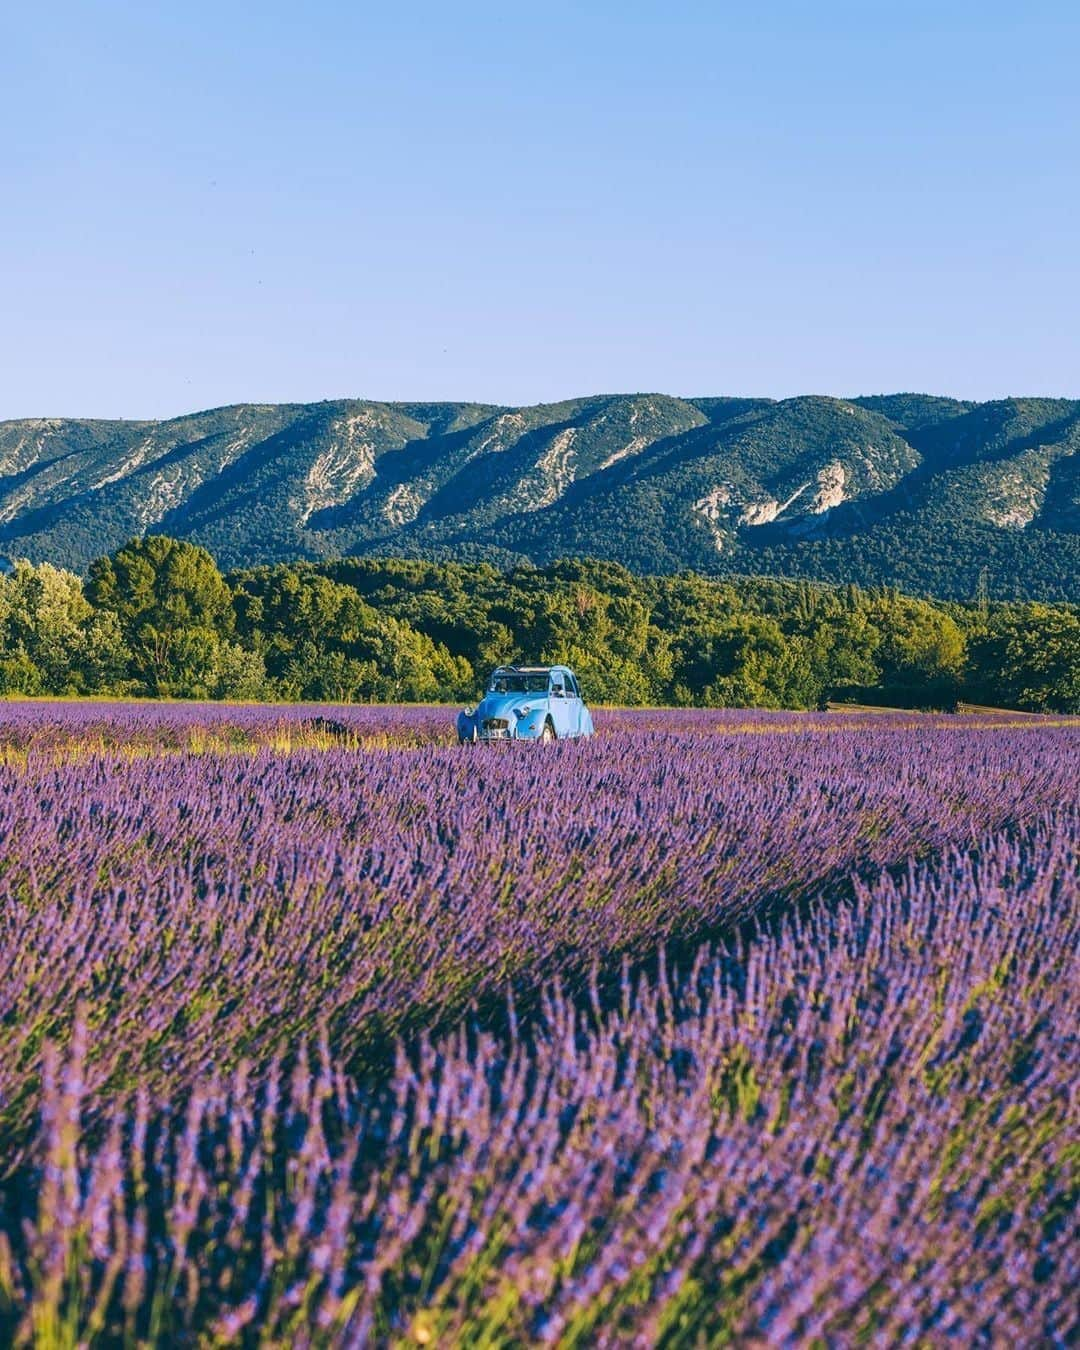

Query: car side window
[[564, 673, 578, 697], [550, 678, 565, 698]]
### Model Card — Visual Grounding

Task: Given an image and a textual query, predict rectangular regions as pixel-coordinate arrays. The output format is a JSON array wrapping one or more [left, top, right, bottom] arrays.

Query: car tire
[[540, 721, 556, 743]]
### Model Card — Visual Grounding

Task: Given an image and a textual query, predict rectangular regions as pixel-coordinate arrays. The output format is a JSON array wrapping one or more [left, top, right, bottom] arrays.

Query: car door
[[563, 672, 582, 736], [549, 675, 572, 737]]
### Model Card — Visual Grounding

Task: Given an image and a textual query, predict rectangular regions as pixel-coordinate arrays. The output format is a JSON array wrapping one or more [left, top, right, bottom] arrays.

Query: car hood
[[474, 692, 546, 720]]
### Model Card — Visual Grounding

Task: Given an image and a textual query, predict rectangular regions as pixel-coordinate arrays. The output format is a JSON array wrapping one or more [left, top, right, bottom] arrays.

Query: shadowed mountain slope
[[0, 393, 1077, 597]]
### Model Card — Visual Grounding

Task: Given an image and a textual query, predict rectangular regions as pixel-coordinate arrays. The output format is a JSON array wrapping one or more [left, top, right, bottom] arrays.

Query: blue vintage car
[[457, 665, 595, 743]]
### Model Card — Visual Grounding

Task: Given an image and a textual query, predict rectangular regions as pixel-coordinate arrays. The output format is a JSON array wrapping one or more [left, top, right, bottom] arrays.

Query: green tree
[[867, 593, 966, 684], [559, 646, 655, 705], [969, 605, 1080, 712], [209, 641, 270, 701], [355, 615, 472, 701], [797, 605, 882, 701], [0, 651, 43, 696], [280, 644, 376, 702], [0, 561, 129, 693], [233, 565, 471, 700], [672, 614, 808, 708], [87, 537, 234, 694]]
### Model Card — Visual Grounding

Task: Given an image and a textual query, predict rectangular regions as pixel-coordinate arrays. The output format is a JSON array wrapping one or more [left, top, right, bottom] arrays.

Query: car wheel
[[540, 721, 556, 743]]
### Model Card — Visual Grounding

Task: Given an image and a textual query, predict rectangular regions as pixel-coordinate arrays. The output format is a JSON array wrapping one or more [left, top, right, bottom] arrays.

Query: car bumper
[[479, 723, 543, 741], [458, 713, 545, 742]]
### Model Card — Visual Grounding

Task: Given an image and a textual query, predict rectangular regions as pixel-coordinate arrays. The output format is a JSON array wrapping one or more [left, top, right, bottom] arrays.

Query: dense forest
[[0, 536, 1076, 712]]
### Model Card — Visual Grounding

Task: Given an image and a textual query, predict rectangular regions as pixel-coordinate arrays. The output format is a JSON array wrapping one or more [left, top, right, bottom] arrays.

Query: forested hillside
[[0, 393, 1077, 597], [1, 539, 1076, 712]]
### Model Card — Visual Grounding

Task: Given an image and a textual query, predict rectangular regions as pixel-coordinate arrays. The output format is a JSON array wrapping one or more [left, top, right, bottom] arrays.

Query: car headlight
[[516, 705, 530, 718]]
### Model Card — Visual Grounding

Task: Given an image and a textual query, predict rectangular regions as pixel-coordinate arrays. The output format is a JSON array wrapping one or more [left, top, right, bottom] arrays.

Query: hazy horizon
[[4, 386, 1079, 427]]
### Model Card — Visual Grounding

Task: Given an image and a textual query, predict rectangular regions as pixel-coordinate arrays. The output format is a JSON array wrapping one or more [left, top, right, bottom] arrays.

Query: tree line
[[0, 536, 1075, 711]]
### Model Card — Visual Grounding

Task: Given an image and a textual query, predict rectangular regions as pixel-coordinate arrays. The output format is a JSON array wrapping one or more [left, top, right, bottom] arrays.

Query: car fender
[[515, 701, 549, 739]]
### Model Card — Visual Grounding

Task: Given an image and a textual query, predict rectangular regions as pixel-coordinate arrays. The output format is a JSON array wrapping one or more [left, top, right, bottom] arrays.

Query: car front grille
[[482, 718, 509, 731]]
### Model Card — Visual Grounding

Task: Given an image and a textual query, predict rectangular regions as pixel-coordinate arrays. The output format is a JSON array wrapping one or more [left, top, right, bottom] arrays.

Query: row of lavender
[[0, 707, 1076, 1343], [2, 808, 1075, 1344], [1, 721, 1075, 1143], [0, 698, 1060, 755]]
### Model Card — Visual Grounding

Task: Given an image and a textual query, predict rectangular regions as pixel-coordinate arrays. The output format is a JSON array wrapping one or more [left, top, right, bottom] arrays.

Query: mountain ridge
[[0, 392, 1077, 599]]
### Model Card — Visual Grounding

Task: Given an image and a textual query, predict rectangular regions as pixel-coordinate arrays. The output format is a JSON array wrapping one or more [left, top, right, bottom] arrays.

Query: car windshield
[[489, 673, 550, 694]]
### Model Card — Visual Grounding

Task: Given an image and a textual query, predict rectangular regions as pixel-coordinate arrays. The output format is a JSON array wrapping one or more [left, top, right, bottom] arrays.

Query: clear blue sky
[[2, 1, 1078, 419]]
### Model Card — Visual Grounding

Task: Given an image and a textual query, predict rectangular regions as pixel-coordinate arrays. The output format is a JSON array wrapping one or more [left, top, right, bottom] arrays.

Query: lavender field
[[0, 703, 1076, 1346]]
